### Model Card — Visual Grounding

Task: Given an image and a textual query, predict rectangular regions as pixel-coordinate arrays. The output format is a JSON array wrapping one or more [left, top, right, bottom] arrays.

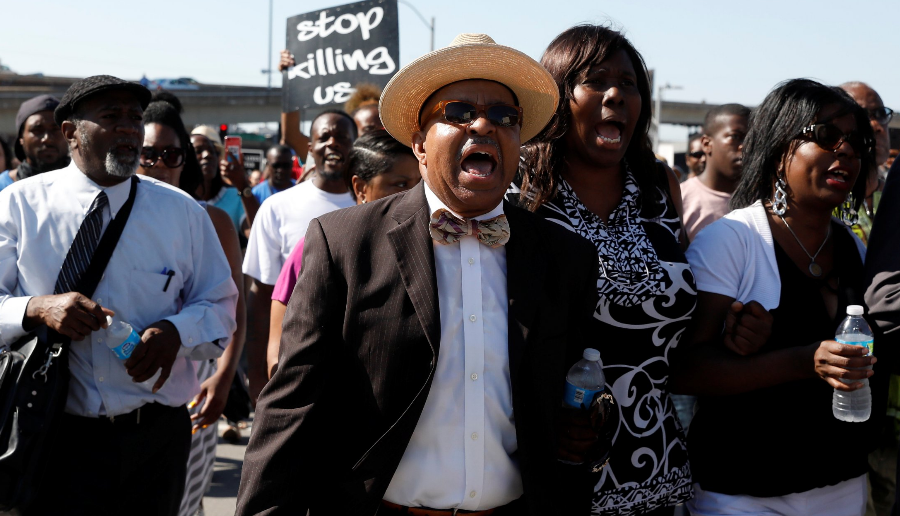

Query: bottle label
[[836, 338, 874, 355], [563, 381, 603, 410], [110, 331, 141, 360]]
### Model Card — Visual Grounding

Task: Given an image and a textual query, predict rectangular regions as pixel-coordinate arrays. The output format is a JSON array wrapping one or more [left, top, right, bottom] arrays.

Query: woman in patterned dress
[[138, 96, 246, 516], [514, 25, 694, 515]]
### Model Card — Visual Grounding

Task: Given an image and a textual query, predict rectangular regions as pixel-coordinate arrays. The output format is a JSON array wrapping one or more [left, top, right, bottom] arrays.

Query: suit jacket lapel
[[388, 183, 441, 356], [504, 203, 546, 390]]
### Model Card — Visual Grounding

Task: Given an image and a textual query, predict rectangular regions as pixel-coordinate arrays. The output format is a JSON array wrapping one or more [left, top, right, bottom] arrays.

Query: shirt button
[[96, 298, 102, 304], [471, 432, 478, 440], [97, 338, 103, 343], [470, 491, 477, 498], [468, 257, 474, 265], [188, 337, 193, 343], [469, 315, 476, 322], [471, 373, 478, 381], [98, 377, 104, 382]]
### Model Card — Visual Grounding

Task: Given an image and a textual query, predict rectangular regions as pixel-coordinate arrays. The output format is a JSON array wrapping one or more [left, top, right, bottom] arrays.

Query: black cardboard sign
[[283, 0, 399, 113]]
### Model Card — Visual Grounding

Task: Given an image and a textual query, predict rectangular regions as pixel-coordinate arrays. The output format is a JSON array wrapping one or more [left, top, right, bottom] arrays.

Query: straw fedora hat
[[380, 33, 559, 147]]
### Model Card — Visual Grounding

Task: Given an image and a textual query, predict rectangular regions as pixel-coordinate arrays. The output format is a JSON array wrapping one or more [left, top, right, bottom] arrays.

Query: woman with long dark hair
[[137, 97, 246, 516], [679, 79, 877, 515], [515, 25, 693, 515]]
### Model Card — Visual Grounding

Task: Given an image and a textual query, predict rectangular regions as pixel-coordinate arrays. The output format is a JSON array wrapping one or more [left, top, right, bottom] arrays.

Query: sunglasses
[[140, 147, 185, 168], [868, 107, 893, 126], [421, 100, 523, 130], [797, 123, 872, 157], [688, 151, 705, 159]]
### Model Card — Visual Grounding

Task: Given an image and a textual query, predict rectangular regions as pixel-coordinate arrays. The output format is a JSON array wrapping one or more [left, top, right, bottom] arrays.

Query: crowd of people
[[0, 20, 897, 516]]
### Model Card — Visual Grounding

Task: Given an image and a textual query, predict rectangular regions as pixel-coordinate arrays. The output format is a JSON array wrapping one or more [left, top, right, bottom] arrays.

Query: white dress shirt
[[383, 183, 523, 510], [0, 164, 238, 417], [242, 179, 355, 285]]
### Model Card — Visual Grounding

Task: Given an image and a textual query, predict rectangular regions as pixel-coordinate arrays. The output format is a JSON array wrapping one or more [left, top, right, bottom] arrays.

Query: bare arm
[[664, 162, 688, 250], [267, 300, 287, 378], [220, 154, 260, 227], [670, 291, 874, 396], [246, 278, 274, 404], [281, 110, 310, 160], [279, 50, 310, 159], [190, 206, 247, 429]]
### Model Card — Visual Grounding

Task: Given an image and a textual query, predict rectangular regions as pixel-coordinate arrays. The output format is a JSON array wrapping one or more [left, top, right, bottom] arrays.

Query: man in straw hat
[[236, 33, 609, 516]]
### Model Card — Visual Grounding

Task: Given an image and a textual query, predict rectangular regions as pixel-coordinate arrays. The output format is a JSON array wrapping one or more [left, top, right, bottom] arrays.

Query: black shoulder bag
[[0, 176, 139, 511]]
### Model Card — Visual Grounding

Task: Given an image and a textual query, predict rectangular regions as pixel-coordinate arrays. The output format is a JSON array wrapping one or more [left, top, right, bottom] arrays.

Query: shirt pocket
[[127, 269, 184, 331]]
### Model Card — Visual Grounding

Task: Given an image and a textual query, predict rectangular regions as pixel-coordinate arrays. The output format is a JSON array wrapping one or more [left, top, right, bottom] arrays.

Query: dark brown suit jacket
[[235, 182, 599, 515]]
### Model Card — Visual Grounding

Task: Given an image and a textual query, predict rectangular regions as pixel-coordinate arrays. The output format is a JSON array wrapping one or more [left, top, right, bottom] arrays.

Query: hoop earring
[[840, 194, 859, 226], [772, 177, 788, 216]]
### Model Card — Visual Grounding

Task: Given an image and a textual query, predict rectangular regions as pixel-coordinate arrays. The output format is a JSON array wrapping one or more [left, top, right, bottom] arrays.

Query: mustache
[[109, 137, 141, 151], [456, 136, 501, 162]]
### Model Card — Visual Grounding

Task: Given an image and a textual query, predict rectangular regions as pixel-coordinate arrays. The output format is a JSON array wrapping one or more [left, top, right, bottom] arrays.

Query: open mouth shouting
[[459, 139, 500, 182], [323, 151, 344, 168], [824, 167, 853, 191], [595, 118, 625, 147]]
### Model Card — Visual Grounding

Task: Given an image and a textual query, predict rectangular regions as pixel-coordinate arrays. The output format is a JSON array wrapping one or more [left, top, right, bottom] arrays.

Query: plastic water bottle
[[105, 315, 141, 360], [562, 348, 605, 410], [833, 305, 874, 422]]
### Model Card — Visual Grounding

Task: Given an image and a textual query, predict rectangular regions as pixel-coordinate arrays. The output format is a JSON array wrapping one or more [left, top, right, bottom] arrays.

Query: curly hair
[[344, 83, 381, 114]]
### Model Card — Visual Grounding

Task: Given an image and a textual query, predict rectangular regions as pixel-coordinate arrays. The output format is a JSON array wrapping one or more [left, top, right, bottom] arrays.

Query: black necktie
[[54, 191, 108, 295]]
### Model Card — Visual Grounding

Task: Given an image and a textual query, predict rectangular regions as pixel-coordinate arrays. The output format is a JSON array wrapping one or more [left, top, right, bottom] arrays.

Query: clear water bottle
[[105, 315, 141, 360], [562, 348, 605, 410], [833, 305, 874, 423]]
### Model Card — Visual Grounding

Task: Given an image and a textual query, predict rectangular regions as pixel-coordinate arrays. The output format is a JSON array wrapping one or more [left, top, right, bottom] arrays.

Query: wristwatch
[[241, 186, 253, 199]]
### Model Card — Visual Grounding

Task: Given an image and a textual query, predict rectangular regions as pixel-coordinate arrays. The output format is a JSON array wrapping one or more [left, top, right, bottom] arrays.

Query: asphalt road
[[204, 418, 251, 516]]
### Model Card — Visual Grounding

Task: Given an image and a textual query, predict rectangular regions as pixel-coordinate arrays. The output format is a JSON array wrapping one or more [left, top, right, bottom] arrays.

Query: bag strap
[[74, 175, 139, 300], [43, 176, 139, 349]]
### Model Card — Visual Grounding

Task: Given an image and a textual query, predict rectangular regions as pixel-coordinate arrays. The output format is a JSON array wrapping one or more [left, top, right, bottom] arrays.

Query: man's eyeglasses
[[421, 101, 523, 130], [868, 107, 893, 126], [797, 123, 872, 157], [688, 151, 705, 159], [140, 147, 185, 168]]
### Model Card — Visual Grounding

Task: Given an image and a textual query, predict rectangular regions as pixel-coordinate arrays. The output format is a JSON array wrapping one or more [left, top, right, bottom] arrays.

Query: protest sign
[[283, 0, 399, 114]]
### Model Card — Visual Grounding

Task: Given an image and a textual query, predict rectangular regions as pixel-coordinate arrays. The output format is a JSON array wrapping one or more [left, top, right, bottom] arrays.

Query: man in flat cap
[[0, 94, 69, 191], [0, 75, 237, 515], [237, 34, 608, 516]]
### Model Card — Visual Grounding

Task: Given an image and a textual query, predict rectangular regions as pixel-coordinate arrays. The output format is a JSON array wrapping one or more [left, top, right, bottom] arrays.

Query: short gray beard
[[76, 120, 138, 178], [104, 152, 138, 178]]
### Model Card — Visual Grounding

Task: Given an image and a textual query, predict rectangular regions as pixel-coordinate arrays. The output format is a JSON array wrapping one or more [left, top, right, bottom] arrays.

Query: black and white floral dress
[[517, 167, 697, 514]]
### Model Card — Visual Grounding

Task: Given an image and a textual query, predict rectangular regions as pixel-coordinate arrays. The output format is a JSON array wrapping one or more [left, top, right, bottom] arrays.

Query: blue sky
[[2, 0, 896, 110]]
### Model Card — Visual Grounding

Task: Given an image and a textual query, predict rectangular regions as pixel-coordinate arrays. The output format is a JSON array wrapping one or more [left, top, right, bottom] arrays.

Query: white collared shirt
[[383, 182, 523, 510], [0, 164, 238, 417]]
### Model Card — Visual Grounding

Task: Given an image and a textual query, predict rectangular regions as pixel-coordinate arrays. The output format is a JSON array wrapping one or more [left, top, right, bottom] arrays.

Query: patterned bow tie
[[430, 208, 510, 248]]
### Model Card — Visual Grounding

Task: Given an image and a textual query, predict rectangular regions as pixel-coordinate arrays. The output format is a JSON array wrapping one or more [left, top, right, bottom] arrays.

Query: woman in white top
[[676, 78, 879, 516]]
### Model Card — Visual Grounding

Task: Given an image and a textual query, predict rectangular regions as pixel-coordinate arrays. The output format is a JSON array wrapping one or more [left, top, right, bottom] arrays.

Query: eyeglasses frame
[[419, 100, 524, 131]]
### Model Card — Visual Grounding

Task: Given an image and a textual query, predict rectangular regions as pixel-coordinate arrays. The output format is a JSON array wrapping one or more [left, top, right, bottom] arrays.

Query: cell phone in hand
[[224, 136, 242, 163]]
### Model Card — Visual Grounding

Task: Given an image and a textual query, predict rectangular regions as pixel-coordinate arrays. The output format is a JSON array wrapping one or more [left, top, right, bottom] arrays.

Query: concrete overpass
[[2, 73, 898, 141], [0, 73, 281, 139]]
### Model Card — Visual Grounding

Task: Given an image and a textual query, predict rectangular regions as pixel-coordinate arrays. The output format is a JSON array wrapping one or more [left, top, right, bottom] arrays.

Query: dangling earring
[[840, 193, 859, 226], [772, 176, 788, 216]]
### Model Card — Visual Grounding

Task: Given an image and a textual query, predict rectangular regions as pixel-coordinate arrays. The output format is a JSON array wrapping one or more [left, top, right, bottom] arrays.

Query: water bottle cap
[[582, 348, 601, 361], [106, 315, 113, 327], [846, 305, 864, 316]]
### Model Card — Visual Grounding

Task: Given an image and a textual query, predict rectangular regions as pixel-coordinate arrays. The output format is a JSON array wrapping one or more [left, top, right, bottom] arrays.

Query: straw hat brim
[[380, 42, 559, 147]]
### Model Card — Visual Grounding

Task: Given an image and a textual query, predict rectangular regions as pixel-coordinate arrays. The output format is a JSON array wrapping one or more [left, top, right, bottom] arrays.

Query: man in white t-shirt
[[242, 109, 357, 401]]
